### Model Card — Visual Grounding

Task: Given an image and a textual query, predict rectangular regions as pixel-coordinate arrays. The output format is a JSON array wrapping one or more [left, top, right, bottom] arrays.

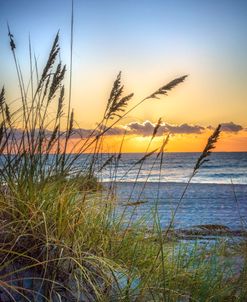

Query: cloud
[[72, 126, 126, 138], [106, 127, 126, 136], [4, 128, 56, 139], [220, 122, 243, 132], [72, 128, 97, 138], [164, 123, 205, 134], [125, 121, 159, 136], [5, 121, 245, 141], [109, 121, 245, 136], [124, 121, 205, 136], [48, 121, 205, 139]]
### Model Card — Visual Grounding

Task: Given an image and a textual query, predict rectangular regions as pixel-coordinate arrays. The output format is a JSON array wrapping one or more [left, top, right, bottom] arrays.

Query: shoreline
[[103, 180, 247, 186]]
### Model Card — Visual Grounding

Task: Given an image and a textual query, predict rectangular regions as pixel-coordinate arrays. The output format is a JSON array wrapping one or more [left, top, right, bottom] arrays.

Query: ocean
[[97, 152, 247, 230], [98, 152, 247, 184]]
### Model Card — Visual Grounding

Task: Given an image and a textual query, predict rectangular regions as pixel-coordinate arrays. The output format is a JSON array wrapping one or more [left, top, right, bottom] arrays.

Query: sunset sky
[[1, 0, 247, 152]]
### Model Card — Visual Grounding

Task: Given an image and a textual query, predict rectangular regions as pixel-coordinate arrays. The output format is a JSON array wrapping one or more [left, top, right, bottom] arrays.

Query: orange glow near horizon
[[66, 130, 247, 153]]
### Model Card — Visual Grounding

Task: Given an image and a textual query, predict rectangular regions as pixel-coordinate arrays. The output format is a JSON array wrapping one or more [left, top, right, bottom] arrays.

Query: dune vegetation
[[0, 27, 247, 302]]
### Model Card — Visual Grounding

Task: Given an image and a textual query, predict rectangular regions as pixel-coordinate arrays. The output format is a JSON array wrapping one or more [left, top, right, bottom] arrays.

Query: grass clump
[[0, 28, 246, 302]]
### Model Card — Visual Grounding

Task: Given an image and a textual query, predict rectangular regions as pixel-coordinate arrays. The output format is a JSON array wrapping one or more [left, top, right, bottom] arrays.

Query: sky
[[0, 0, 247, 152]]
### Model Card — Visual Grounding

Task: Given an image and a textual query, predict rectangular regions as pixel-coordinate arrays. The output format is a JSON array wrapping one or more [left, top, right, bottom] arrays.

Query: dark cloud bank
[[8, 121, 244, 139], [74, 121, 244, 138]]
